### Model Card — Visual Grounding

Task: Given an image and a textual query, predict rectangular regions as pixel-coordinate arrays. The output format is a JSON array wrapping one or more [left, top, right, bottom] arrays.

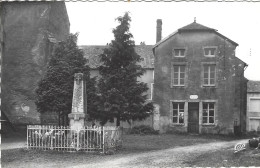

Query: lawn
[[1, 132, 259, 167]]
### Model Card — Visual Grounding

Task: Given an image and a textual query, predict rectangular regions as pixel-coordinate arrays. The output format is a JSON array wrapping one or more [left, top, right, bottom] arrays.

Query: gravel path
[[1, 141, 27, 150], [1, 135, 248, 168], [71, 139, 248, 168]]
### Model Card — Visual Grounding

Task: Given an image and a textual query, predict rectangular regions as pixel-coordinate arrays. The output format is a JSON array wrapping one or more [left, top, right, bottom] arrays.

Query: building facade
[[1, 2, 70, 125], [247, 80, 260, 132], [80, 44, 155, 129], [153, 20, 247, 134]]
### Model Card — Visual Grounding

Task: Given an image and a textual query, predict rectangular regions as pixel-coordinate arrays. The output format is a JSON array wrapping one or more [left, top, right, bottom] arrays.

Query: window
[[249, 98, 260, 112], [202, 103, 215, 124], [173, 49, 186, 57], [203, 64, 216, 86], [204, 47, 217, 57], [172, 65, 185, 86], [172, 102, 184, 124], [249, 118, 260, 131]]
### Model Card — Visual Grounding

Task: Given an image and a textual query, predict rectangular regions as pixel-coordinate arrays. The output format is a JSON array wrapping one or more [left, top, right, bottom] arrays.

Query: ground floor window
[[249, 118, 260, 132], [202, 102, 215, 124], [172, 102, 184, 124]]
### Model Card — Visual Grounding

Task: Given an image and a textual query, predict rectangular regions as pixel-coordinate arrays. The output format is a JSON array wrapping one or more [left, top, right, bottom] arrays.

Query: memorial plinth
[[68, 73, 86, 130]]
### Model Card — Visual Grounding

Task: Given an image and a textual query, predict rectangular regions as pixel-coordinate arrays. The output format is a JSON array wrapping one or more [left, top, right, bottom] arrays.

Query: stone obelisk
[[68, 73, 86, 130]]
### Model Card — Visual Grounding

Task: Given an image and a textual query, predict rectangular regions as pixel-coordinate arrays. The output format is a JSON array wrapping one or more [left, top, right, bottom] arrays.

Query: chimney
[[156, 19, 162, 43]]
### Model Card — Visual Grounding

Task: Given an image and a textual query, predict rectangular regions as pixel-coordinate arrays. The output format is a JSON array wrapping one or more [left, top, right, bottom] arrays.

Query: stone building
[[247, 80, 260, 132], [153, 19, 248, 134], [1, 2, 70, 125], [80, 44, 155, 128]]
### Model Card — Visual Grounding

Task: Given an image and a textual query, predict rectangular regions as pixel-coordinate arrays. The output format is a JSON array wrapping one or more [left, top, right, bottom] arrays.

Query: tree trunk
[[62, 115, 65, 126], [116, 115, 120, 126], [58, 111, 61, 126], [65, 115, 68, 126]]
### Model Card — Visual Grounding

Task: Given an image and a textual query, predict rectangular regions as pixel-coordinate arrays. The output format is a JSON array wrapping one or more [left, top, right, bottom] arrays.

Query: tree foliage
[[35, 33, 97, 125], [97, 12, 154, 126]]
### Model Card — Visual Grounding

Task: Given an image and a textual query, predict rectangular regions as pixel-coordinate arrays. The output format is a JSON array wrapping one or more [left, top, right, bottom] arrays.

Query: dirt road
[[71, 139, 247, 168]]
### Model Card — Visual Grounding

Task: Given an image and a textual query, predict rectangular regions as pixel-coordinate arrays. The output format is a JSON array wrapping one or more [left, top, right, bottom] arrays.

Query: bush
[[249, 138, 260, 148], [246, 130, 260, 138], [129, 125, 159, 135], [166, 128, 187, 135]]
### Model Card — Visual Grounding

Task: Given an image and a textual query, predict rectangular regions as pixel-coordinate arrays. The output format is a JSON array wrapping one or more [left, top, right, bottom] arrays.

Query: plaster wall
[[247, 92, 260, 131]]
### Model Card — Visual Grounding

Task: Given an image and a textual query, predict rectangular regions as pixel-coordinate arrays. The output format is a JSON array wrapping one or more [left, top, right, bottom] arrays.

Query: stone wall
[[154, 30, 247, 134], [1, 2, 70, 125]]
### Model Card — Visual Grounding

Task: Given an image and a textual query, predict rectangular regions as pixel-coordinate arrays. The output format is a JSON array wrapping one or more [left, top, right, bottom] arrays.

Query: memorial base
[[68, 113, 85, 130]]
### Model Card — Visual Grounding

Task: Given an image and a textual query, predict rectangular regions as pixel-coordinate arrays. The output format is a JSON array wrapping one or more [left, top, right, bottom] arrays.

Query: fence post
[[76, 129, 79, 151], [102, 126, 105, 154], [50, 126, 53, 150], [27, 125, 29, 149]]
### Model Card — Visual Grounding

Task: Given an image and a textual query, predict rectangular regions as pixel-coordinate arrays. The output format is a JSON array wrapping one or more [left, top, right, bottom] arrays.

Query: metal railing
[[27, 125, 122, 153]]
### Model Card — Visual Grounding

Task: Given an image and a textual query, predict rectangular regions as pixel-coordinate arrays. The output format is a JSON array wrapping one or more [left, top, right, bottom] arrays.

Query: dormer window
[[204, 47, 217, 57], [173, 48, 186, 57]]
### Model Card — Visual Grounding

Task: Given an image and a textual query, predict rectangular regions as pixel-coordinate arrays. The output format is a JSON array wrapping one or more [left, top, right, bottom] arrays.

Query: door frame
[[188, 102, 200, 133], [169, 100, 217, 134]]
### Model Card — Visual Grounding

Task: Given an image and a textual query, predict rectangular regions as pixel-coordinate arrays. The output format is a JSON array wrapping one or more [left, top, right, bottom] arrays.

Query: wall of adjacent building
[[247, 92, 260, 132], [1, 2, 70, 125], [88, 68, 154, 130]]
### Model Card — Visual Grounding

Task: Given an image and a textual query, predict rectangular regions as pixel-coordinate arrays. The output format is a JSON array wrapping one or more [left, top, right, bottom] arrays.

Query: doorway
[[188, 102, 199, 133]]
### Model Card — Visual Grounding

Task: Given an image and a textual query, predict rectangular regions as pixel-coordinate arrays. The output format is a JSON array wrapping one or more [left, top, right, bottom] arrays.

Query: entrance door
[[188, 102, 199, 133]]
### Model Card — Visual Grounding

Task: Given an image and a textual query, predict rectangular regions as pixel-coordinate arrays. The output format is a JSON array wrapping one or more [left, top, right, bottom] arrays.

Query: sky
[[66, 2, 260, 81]]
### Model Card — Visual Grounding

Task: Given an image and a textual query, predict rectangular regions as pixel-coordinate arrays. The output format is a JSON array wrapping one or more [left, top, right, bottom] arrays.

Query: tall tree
[[35, 33, 97, 126], [97, 12, 154, 126]]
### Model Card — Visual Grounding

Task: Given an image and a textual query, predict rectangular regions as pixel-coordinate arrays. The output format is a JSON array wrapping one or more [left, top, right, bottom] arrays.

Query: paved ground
[[71, 139, 248, 168], [1, 141, 27, 150], [1, 134, 249, 168], [1, 134, 27, 150]]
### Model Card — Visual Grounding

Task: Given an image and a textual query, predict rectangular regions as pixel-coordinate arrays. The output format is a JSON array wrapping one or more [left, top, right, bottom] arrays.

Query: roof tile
[[178, 22, 215, 31], [79, 45, 154, 69], [248, 80, 260, 92]]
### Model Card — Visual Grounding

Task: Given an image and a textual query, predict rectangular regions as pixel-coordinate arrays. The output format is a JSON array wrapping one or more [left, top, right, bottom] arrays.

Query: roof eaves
[[215, 31, 238, 47], [178, 27, 216, 32], [153, 30, 178, 50], [248, 91, 260, 93], [235, 57, 248, 67]]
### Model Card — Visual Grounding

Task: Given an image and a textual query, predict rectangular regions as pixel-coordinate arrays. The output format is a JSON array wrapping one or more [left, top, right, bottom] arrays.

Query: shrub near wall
[[130, 125, 159, 135]]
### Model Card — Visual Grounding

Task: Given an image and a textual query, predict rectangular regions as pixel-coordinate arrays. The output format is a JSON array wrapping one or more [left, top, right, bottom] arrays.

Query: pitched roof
[[178, 22, 216, 31], [248, 80, 260, 92], [153, 21, 238, 50], [79, 45, 154, 69]]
